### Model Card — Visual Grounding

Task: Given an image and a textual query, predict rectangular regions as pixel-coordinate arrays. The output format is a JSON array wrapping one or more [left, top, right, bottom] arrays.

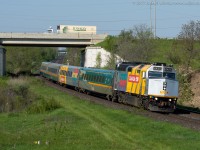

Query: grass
[[0, 77, 200, 150]]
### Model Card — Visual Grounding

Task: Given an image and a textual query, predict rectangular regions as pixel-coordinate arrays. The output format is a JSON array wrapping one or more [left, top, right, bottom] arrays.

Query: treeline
[[98, 21, 200, 71], [5, 47, 57, 75]]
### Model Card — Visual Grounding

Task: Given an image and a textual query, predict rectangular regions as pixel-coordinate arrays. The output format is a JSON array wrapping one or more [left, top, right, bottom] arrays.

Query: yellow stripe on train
[[126, 65, 151, 95], [88, 82, 112, 89]]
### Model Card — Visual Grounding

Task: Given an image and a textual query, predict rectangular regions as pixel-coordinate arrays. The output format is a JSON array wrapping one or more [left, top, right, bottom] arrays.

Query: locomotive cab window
[[163, 72, 175, 79], [148, 71, 176, 79], [148, 71, 162, 78]]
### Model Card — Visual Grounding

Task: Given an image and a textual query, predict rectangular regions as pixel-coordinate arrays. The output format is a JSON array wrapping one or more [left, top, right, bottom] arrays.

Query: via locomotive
[[40, 62, 179, 112]]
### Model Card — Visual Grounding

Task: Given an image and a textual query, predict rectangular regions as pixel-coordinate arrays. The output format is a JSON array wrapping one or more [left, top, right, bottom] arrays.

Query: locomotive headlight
[[163, 82, 167, 90], [155, 97, 158, 100], [169, 99, 172, 102]]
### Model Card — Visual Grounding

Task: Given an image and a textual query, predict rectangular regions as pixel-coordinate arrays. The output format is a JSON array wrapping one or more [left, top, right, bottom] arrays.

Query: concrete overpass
[[0, 32, 107, 47], [0, 32, 107, 76]]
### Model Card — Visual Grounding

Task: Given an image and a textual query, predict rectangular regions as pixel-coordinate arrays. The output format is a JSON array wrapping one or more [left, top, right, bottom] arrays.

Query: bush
[[6, 47, 57, 75], [177, 72, 194, 104], [26, 97, 62, 114], [0, 77, 34, 112], [7, 77, 30, 98], [0, 77, 62, 113]]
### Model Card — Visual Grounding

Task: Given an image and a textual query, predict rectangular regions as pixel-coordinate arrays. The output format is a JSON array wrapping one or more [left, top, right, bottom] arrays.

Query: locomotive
[[40, 62, 179, 112]]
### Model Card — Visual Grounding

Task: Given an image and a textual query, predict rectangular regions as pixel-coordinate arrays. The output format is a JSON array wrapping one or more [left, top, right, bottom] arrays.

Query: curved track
[[39, 76, 200, 131]]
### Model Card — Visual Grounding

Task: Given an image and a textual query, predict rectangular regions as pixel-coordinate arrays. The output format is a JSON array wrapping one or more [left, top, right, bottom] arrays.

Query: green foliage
[[178, 20, 200, 71], [104, 50, 117, 70], [26, 97, 61, 114], [95, 52, 102, 68], [0, 77, 8, 86], [0, 77, 35, 112], [99, 24, 155, 64], [97, 35, 117, 52], [0, 77, 61, 113], [7, 77, 30, 98], [63, 48, 81, 66], [177, 73, 194, 104], [167, 40, 182, 64], [6, 47, 57, 75]]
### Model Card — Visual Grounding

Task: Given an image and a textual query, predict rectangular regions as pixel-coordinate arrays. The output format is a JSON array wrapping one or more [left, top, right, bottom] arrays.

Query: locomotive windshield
[[148, 71, 175, 79], [148, 71, 162, 78], [163, 72, 175, 79]]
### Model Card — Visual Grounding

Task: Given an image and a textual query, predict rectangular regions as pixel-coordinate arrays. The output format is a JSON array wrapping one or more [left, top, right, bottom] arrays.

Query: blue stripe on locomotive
[[115, 71, 127, 92]]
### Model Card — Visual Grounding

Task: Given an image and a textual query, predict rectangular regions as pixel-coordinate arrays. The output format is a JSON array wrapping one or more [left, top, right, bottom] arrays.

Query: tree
[[116, 24, 154, 62], [104, 50, 117, 70], [6, 47, 57, 75], [132, 24, 154, 61], [178, 20, 200, 71], [116, 30, 135, 61], [95, 52, 102, 68], [63, 48, 81, 66], [167, 40, 182, 65], [97, 36, 117, 53]]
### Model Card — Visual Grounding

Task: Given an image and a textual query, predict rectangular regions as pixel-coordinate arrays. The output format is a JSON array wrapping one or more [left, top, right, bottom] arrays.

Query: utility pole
[[150, 0, 153, 34], [150, 0, 156, 38], [154, 0, 156, 38]]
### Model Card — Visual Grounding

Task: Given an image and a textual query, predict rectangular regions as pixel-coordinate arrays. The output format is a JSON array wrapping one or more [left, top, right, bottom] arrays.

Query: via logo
[[128, 75, 139, 83]]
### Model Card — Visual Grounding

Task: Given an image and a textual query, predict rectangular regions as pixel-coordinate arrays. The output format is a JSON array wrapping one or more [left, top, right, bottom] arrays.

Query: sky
[[0, 0, 200, 38]]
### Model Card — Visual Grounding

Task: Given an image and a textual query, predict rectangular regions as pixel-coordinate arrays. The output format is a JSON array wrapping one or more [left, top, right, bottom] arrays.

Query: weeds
[[0, 77, 61, 113], [26, 97, 61, 114], [177, 72, 194, 104]]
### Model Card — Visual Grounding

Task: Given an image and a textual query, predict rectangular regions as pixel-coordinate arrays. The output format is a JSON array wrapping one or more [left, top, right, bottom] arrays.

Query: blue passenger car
[[40, 62, 61, 82], [78, 68, 115, 96], [59, 65, 82, 87]]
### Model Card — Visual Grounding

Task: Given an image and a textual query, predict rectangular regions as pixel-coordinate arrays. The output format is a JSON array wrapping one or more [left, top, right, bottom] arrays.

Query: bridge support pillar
[[0, 47, 6, 76]]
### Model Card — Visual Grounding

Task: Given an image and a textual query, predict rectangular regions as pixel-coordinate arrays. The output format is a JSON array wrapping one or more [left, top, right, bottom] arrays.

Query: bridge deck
[[0, 32, 107, 47]]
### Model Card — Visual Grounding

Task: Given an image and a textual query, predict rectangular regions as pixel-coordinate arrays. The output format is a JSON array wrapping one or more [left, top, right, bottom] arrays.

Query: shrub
[[7, 77, 30, 99], [0, 77, 62, 113], [0, 77, 34, 112], [26, 97, 62, 114], [177, 72, 194, 104]]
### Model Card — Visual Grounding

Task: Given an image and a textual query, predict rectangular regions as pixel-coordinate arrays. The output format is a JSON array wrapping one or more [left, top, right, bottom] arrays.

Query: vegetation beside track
[[0, 77, 200, 150]]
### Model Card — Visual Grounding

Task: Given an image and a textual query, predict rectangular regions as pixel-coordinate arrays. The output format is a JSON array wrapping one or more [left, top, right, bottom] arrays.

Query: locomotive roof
[[116, 62, 150, 71], [116, 62, 167, 71]]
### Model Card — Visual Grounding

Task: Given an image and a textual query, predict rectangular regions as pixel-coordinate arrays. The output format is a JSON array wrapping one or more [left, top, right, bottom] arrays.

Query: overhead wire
[[0, 0, 199, 36]]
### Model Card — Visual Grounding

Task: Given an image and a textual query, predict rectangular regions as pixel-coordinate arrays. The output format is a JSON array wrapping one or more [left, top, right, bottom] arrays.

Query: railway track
[[38, 76, 200, 131], [176, 106, 200, 114]]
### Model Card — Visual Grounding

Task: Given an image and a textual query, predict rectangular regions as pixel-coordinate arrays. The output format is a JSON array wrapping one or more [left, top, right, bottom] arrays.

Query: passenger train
[[40, 62, 179, 112]]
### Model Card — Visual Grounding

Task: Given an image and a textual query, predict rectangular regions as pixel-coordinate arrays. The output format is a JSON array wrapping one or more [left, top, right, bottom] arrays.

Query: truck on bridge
[[57, 25, 96, 34]]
